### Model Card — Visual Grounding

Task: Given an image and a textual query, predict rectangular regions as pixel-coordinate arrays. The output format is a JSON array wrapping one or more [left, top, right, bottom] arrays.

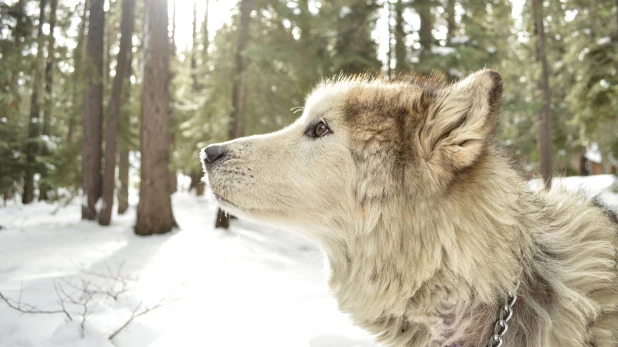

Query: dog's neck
[[320, 153, 534, 345]]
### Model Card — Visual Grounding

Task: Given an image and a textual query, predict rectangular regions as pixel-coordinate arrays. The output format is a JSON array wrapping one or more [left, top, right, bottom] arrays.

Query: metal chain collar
[[486, 277, 521, 347]]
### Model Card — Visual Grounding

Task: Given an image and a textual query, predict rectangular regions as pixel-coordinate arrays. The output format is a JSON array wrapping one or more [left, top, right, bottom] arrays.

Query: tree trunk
[[43, 0, 58, 138], [39, 0, 59, 201], [168, 0, 177, 195], [135, 0, 177, 235], [69, 0, 90, 144], [191, 0, 199, 90], [99, 0, 135, 226], [386, 1, 392, 78], [117, 150, 130, 214], [82, 0, 105, 220], [417, 0, 432, 52], [23, 0, 48, 204], [446, 0, 456, 44], [203, 0, 210, 59], [228, 0, 252, 141], [533, 0, 553, 188], [189, 170, 204, 195], [394, 0, 406, 72], [171, 0, 177, 54], [216, 0, 253, 229], [117, 54, 132, 215], [11, 0, 28, 85]]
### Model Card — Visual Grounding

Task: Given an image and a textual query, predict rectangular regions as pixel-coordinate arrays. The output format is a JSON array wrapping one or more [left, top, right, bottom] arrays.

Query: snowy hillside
[[0, 175, 616, 347]]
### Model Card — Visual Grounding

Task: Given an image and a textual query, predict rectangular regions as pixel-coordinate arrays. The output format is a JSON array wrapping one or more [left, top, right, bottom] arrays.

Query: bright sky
[[171, 0, 236, 52]]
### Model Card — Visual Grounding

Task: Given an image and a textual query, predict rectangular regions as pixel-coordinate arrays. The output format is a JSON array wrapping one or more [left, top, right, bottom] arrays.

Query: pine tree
[[23, 0, 48, 204], [39, 0, 58, 201], [533, 0, 553, 187], [135, 0, 177, 235], [82, 0, 105, 219], [333, 0, 381, 73], [215, 0, 254, 229], [99, 0, 135, 225]]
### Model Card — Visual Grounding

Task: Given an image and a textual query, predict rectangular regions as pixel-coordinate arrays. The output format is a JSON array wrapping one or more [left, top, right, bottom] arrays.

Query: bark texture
[[394, 0, 406, 72], [23, 0, 48, 204], [446, 0, 456, 43], [39, 0, 58, 201], [417, 0, 432, 52], [533, 0, 553, 188], [69, 0, 90, 144], [216, 0, 253, 229], [135, 0, 177, 235], [117, 149, 130, 214], [99, 0, 135, 225], [81, 0, 105, 219]]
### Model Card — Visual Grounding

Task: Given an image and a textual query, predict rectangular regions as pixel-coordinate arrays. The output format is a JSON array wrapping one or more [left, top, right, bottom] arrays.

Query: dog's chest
[[330, 275, 474, 346]]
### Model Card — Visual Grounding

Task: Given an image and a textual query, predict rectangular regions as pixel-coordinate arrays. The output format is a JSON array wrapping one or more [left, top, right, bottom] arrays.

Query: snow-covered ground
[[0, 175, 617, 347], [0, 192, 375, 347]]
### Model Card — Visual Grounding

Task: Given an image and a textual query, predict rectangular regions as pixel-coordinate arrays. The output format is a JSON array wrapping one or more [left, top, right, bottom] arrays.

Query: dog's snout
[[204, 144, 227, 164]]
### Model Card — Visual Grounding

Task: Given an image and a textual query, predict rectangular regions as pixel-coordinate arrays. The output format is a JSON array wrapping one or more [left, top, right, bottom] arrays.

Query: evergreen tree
[[99, 0, 135, 225], [82, 0, 105, 219], [135, 0, 177, 235]]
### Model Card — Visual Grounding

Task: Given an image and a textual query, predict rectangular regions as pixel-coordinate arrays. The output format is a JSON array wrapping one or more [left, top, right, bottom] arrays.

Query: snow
[[0, 192, 375, 347], [339, 6, 352, 18], [585, 143, 603, 163], [40, 135, 60, 151], [450, 35, 469, 44], [597, 36, 611, 45], [448, 68, 463, 78], [2, 176, 618, 347], [431, 46, 456, 56]]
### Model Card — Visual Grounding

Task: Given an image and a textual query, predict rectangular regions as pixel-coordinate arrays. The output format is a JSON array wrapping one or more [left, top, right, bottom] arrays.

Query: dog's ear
[[418, 69, 503, 170]]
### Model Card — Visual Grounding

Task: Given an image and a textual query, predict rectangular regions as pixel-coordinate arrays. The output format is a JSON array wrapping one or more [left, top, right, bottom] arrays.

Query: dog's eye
[[306, 121, 332, 138]]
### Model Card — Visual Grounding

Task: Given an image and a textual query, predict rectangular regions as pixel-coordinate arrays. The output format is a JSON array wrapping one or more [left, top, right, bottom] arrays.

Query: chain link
[[487, 278, 520, 347]]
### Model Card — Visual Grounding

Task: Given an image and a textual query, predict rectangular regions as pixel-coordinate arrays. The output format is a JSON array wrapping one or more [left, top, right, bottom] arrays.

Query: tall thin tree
[[168, 0, 178, 195], [417, 0, 433, 53], [69, 0, 90, 144], [445, 0, 456, 44], [215, 0, 253, 229], [188, 0, 204, 196], [39, 0, 59, 201], [394, 0, 407, 72], [386, 0, 393, 78], [135, 0, 177, 235], [99, 0, 135, 225], [82, 0, 105, 219], [533, 0, 553, 187], [117, 52, 133, 215], [23, 0, 48, 204]]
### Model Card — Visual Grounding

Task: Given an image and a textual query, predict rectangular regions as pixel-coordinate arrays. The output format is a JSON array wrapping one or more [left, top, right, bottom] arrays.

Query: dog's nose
[[204, 144, 226, 164]]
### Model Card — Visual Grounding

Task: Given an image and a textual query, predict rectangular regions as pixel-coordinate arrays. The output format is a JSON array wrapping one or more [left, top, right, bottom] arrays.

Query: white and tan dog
[[201, 70, 618, 347]]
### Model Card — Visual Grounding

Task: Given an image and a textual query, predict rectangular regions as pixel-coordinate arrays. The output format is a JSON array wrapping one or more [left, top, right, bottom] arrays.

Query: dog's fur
[[202, 70, 618, 346]]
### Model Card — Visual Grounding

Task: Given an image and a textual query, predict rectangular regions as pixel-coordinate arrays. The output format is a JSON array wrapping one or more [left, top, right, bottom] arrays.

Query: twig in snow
[[0, 286, 73, 321], [108, 299, 168, 341]]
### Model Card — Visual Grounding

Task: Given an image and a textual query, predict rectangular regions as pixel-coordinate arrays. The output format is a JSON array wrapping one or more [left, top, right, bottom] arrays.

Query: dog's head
[[202, 70, 503, 239]]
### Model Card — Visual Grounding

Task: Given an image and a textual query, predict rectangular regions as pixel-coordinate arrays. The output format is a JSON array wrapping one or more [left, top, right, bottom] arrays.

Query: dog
[[201, 70, 618, 346]]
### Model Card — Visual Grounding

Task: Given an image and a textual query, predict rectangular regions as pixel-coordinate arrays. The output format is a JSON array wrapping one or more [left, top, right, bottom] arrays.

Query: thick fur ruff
[[202, 70, 618, 346]]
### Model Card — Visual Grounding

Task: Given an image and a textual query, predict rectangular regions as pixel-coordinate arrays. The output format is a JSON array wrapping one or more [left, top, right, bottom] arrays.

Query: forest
[[1, 1, 618, 345], [1, 0, 617, 233]]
